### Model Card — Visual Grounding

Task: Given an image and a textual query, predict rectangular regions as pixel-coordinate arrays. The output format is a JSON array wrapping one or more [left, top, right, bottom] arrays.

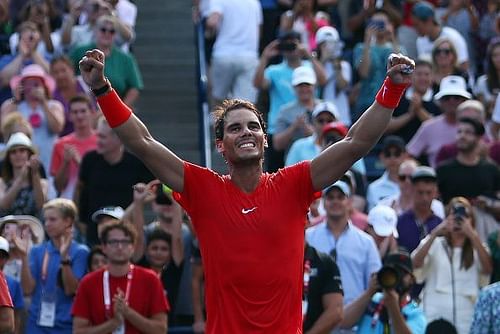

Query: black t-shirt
[[137, 256, 184, 325], [78, 150, 154, 245], [303, 244, 343, 332], [392, 96, 441, 144], [437, 158, 500, 204]]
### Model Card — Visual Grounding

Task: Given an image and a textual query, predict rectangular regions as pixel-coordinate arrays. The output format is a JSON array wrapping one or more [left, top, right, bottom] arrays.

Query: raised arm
[[79, 49, 185, 192], [310, 54, 414, 191]]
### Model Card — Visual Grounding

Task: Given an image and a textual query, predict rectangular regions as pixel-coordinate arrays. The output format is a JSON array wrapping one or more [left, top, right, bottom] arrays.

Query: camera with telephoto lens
[[377, 250, 413, 292]]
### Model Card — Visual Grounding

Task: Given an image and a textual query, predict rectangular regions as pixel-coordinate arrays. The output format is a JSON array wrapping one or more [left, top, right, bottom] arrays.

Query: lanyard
[[103, 265, 134, 319], [41, 249, 49, 282]]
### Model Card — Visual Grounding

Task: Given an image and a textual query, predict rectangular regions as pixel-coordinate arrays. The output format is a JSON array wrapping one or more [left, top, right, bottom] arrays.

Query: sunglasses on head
[[434, 48, 452, 56], [100, 27, 115, 35]]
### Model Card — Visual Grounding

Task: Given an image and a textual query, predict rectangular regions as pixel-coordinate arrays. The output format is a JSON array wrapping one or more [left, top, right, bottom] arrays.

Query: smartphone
[[452, 203, 467, 227]]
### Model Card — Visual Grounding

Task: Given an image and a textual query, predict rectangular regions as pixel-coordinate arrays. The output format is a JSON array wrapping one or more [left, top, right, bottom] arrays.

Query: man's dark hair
[[425, 318, 457, 334], [213, 99, 267, 141], [100, 221, 137, 245], [69, 93, 94, 110], [87, 246, 105, 270], [146, 228, 172, 248], [458, 117, 485, 136]]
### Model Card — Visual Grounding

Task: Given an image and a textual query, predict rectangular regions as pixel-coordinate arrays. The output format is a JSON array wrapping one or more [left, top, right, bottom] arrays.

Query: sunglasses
[[398, 174, 412, 182], [99, 27, 115, 35], [434, 48, 452, 56], [383, 150, 402, 158]]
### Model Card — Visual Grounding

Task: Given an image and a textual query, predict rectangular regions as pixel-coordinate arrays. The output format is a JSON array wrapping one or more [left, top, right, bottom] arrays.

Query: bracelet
[[91, 79, 112, 97], [375, 77, 409, 109], [60, 259, 72, 266]]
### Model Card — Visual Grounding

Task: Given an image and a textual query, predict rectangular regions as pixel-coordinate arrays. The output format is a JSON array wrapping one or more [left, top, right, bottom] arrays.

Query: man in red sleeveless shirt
[[78, 49, 414, 333]]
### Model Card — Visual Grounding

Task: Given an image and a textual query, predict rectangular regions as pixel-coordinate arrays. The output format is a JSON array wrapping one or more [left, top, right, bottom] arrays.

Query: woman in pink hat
[[1, 64, 64, 169]]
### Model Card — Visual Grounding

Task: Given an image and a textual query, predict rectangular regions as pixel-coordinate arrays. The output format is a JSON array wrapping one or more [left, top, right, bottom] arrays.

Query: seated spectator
[[366, 136, 407, 210], [0, 133, 48, 217], [412, 1, 469, 71], [273, 66, 318, 154], [436, 117, 500, 242], [285, 102, 341, 166], [70, 15, 143, 107], [315, 26, 352, 126], [50, 94, 97, 199], [469, 281, 500, 333], [306, 180, 382, 307], [50, 55, 95, 137], [72, 221, 168, 334], [2, 64, 64, 169], [0, 21, 50, 104], [352, 9, 401, 120], [386, 59, 441, 143], [16, 198, 89, 334], [0, 214, 44, 282], [407, 75, 471, 168], [0, 236, 24, 334], [397, 166, 442, 254], [430, 37, 468, 93], [86, 245, 107, 272], [341, 250, 427, 333], [279, 0, 329, 52], [10, 0, 62, 60], [412, 197, 492, 334], [366, 204, 399, 258]]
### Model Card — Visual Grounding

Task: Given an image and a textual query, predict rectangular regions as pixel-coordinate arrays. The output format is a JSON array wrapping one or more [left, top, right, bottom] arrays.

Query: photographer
[[341, 250, 426, 334], [412, 197, 492, 334]]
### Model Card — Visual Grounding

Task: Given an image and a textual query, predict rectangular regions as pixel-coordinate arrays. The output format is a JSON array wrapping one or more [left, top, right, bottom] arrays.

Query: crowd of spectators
[[0, 0, 499, 333]]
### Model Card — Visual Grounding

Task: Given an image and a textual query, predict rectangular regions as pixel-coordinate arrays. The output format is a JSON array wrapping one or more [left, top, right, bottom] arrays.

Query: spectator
[[72, 221, 168, 334], [205, 0, 262, 105], [306, 180, 382, 306], [352, 10, 401, 120], [0, 132, 48, 217], [430, 37, 468, 93], [91, 205, 124, 242], [86, 245, 107, 272], [279, 0, 329, 52], [425, 319, 457, 334], [17, 198, 89, 334], [0, 236, 24, 334], [478, 1, 499, 72], [407, 75, 471, 168], [0, 112, 33, 145], [70, 15, 143, 107], [10, 0, 62, 59], [303, 242, 344, 333], [0, 259, 14, 333], [476, 37, 500, 127], [436, 117, 500, 242], [469, 281, 500, 333], [253, 31, 327, 171], [412, 197, 492, 334], [315, 26, 352, 126], [285, 102, 342, 166], [412, 1, 469, 71], [50, 94, 97, 199], [0, 21, 50, 105], [274, 66, 318, 154], [397, 166, 442, 254], [386, 59, 440, 144], [341, 250, 427, 333], [76, 116, 154, 246], [103, 0, 137, 52], [366, 204, 399, 258], [2, 64, 65, 169], [0, 214, 44, 282], [366, 135, 407, 210], [50, 55, 95, 137]]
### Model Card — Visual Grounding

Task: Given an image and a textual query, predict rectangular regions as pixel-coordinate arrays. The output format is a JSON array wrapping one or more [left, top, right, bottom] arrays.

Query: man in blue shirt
[[16, 198, 89, 334], [341, 250, 426, 334]]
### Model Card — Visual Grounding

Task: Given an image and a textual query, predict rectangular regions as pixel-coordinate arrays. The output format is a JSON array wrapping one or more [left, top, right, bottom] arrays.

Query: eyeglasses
[[100, 27, 115, 35], [383, 150, 402, 158], [398, 174, 412, 182], [434, 48, 452, 56], [106, 239, 132, 247]]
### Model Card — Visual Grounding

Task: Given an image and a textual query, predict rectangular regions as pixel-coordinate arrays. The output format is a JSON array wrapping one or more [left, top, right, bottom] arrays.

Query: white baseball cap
[[312, 101, 340, 120], [315, 26, 340, 44], [434, 75, 472, 100], [368, 205, 398, 237], [91, 206, 124, 223], [292, 66, 316, 86], [323, 180, 351, 197]]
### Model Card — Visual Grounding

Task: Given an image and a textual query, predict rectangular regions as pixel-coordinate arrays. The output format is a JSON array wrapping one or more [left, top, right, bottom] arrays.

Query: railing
[[194, 20, 212, 168]]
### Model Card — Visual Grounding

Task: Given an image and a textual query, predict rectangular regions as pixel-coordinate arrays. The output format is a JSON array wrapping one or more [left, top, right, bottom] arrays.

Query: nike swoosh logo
[[241, 207, 257, 214]]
